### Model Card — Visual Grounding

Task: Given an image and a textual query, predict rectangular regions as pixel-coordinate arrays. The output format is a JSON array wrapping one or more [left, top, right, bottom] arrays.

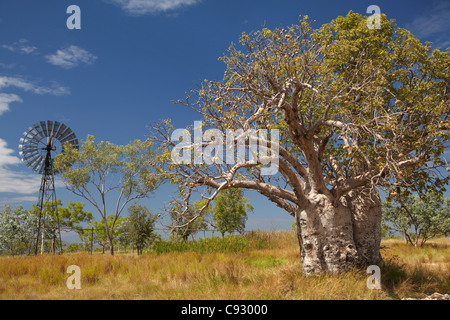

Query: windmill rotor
[[19, 120, 79, 174], [18, 120, 79, 255]]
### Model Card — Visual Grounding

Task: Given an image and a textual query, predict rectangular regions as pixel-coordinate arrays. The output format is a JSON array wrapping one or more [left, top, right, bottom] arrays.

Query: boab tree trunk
[[294, 193, 362, 275], [294, 191, 382, 275], [346, 190, 383, 267]]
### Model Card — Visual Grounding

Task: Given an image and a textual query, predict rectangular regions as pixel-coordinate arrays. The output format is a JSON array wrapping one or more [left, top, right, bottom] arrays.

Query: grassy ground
[[0, 231, 448, 300]]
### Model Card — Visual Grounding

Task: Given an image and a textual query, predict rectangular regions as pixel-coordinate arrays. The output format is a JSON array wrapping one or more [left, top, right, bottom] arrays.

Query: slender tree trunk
[[51, 237, 55, 255], [109, 238, 114, 255], [40, 218, 46, 255], [294, 193, 361, 275]]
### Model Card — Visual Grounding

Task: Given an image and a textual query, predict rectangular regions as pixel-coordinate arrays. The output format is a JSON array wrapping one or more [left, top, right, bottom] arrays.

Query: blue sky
[[0, 0, 449, 240]]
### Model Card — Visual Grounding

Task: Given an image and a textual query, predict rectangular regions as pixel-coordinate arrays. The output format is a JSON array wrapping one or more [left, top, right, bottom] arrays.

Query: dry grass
[[0, 231, 448, 300]]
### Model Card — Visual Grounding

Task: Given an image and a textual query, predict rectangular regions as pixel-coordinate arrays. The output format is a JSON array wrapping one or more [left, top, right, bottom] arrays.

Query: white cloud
[[0, 76, 69, 115], [0, 93, 22, 115], [2, 39, 38, 55], [45, 45, 97, 69], [0, 138, 41, 194], [0, 76, 70, 96], [0, 196, 37, 204], [108, 0, 201, 15]]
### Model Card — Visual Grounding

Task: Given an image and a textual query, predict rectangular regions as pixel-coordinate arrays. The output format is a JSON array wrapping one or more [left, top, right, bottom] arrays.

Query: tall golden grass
[[0, 231, 448, 300]]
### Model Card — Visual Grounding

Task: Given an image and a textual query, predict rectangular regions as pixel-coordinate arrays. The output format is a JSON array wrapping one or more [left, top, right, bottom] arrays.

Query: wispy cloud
[[0, 63, 16, 69], [0, 138, 41, 194], [107, 0, 201, 15], [46, 45, 97, 69], [0, 76, 70, 96], [0, 76, 69, 115], [0, 196, 38, 204], [2, 39, 38, 55], [406, 1, 450, 49], [0, 93, 22, 116]]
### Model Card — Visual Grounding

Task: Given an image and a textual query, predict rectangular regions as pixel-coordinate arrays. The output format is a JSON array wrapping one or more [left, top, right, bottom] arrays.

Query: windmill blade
[[40, 121, 49, 138], [45, 121, 54, 144], [60, 132, 76, 144], [19, 143, 38, 152], [23, 151, 40, 163], [32, 123, 45, 139], [21, 132, 39, 145], [70, 139, 79, 149], [26, 154, 43, 170], [24, 126, 40, 140], [49, 121, 60, 140], [46, 121, 54, 137], [55, 123, 67, 140], [58, 127, 74, 142], [21, 145, 39, 157], [19, 137, 39, 148], [22, 151, 40, 163], [32, 157, 45, 173]]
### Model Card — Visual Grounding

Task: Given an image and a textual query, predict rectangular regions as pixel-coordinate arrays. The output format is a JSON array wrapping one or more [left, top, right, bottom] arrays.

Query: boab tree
[[151, 12, 449, 275]]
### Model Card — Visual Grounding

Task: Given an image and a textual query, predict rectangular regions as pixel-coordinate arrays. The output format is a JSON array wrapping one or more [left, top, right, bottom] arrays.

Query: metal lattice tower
[[19, 121, 78, 255]]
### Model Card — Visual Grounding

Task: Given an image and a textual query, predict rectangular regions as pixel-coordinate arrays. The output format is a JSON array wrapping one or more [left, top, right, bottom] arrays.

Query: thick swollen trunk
[[294, 193, 362, 275], [345, 191, 383, 266], [294, 191, 383, 275]]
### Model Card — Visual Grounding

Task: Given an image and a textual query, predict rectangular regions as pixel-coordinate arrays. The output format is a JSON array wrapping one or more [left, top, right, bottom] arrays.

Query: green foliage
[[168, 198, 211, 241], [79, 216, 121, 254], [0, 205, 36, 255], [122, 203, 160, 255], [152, 11, 449, 213], [29, 199, 93, 232], [65, 243, 85, 253], [0, 201, 92, 255], [54, 135, 161, 255], [151, 233, 268, 255], [382, 189, 450, 246], [212, 188, 253, 237]]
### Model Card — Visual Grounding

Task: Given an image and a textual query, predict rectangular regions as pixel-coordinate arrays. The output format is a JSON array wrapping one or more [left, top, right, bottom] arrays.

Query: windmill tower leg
[[34, 150, 63, 255]]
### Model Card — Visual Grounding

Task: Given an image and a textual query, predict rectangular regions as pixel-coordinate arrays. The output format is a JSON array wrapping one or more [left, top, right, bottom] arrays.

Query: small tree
[[167, 197, 210, 241], [124, 203, 159, 255], [382, 189, 450, 246], [0, 205, 36, 256], [30, 199, 93, 254], [212, 188, 254, 237], [55, 135, 161, 255], [81, 217, 113, 254]]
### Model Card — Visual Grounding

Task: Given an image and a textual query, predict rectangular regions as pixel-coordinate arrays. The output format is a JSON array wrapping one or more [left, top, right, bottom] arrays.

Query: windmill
[[19, 121, 79, 255]]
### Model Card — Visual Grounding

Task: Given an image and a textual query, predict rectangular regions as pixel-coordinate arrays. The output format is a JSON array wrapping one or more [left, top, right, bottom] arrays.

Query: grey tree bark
[[292, 189, 383, 275], [294, 193, 363, 275], [346, 190, 383, 267]]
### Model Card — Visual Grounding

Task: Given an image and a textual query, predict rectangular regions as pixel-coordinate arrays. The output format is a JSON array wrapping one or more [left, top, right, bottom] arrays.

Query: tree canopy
[[212, 188, 253, 237]]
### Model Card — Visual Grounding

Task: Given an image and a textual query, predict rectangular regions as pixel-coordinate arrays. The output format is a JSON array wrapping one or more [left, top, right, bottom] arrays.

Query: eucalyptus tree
[[382, 190, 450, 246], [212, 188, 253, 237], [123, 203, 159, 255], [54, 135, 161, 255]]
